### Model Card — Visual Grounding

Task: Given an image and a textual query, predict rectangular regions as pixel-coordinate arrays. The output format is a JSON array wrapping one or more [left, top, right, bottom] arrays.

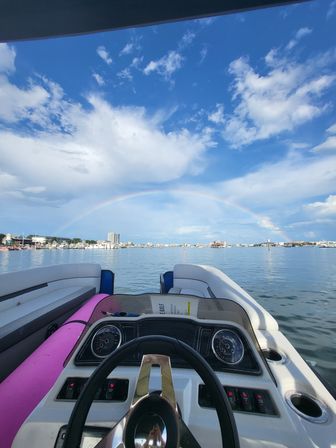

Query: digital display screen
[[138, 318, 197, 347]]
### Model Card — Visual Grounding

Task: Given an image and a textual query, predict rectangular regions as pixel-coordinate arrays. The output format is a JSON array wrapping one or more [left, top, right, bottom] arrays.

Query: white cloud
[[257, 217, 281, 232], [0, 91, 214, 202], [0, 72, 79, 133], [312, 135, 336, 152], [0, 76, 49, 123], [305, 195, 336, 216], [131, 57, 143, 68], [208, 104, 225, 124], [195, 17, 216, 26], [143, 51, 183, 80], [217, 151, 336, 207], [199, 45, 208, 64], [178, 31, 196, 50], [96, 46, 112, 65], [327, 0, 336, 18], [117, 68, 133, 82], [0, 50, 215, 205], [176, 225, 210, 235], [92, 73, 105, 86], [327, 122, 336, 134], [120, 42, 133, 56], [311, 122, 336, 152], [0, 43, 16, 73], [286, 218, 334, 228], [287, 142, 310, 150], [222, 50, 335, 147], [21, 186, 46, 194], [0, 45, 65, 126], [0, 170, 17, 192], [119, 36, 141, 56], [264, 48, 280, 68], [286, 27, 312, 50]]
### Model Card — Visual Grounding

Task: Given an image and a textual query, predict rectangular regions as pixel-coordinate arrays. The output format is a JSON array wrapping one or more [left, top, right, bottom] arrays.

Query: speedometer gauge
[[211, 329, 244, 365], [91, 325, 122, 358]]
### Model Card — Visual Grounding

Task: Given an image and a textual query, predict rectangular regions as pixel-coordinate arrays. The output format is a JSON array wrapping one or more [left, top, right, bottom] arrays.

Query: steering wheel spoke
[[132, 354, 177, 410]]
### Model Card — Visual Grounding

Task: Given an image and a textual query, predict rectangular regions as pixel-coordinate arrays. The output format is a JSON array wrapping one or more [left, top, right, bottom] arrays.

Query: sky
[[0, 0, 336, 243]]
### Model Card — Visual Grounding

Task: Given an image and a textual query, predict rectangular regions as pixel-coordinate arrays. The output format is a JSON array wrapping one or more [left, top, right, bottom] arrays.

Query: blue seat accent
[[160, 271, 173, 294], [99, 270, 115, 295]]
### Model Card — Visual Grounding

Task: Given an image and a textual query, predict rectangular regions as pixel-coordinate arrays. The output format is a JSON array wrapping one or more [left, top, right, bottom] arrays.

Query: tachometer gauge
[[91, 325, 122, 358], [211, 329, 244, 365]]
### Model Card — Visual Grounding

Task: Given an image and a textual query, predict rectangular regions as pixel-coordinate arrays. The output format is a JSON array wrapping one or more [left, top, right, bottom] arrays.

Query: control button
[[239, 390, 254, 412], [105, 380, 116, 400], [65, 380, 77, 400], [226, 388, 238, 410], [198, 384, 277, 415], [254, 392, 266, 413]]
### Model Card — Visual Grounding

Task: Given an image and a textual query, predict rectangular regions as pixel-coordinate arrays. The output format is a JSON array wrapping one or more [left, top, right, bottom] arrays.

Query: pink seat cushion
[[0, 293, 109, 448]]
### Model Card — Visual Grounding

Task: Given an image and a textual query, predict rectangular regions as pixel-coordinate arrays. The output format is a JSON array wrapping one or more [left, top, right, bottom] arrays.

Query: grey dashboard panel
[[75, 316, 261, 375]]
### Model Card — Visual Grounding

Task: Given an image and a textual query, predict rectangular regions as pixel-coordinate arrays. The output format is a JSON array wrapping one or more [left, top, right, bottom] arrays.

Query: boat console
[[11, 289, 336, 448]]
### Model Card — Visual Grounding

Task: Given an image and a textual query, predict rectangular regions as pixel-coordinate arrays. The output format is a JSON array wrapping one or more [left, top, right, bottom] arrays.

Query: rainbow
[[55, 188, 290, 241]]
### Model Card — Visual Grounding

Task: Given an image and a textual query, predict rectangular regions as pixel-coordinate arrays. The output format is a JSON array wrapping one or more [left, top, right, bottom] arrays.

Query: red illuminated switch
[[239, 390, 253, 412], [254, 392, 266, 413], [105, 380, 116, 400], [65, 380, 77, 399], [226, 388, 238, 410]]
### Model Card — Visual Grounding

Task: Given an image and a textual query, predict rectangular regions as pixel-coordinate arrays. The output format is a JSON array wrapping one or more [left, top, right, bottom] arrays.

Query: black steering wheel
[[63, 335, 240, 448]]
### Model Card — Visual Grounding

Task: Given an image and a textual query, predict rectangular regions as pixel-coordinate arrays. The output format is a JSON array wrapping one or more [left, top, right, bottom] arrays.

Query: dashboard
[[74, 317, 261, 375], [55, 315, 278, 420]]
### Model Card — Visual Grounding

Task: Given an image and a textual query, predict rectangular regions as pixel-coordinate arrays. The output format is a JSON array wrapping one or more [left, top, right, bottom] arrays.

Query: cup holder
[[285, 392, 329, 423], [262, 348, 286, 364]]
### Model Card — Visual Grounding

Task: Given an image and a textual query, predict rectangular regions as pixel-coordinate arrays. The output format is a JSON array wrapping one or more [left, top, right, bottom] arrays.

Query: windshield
[[0, 1, 335, 386]]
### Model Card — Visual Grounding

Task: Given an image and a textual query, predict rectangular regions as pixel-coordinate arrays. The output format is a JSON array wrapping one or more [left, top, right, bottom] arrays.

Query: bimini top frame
[[0, 0, 307, 42]]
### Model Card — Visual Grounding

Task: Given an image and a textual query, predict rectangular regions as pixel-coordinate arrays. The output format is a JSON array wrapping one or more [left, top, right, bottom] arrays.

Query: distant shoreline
[[1, 244, 335, 252]]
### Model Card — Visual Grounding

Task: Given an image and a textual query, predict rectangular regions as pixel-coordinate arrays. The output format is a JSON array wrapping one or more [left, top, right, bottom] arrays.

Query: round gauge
[[211, 329, 244, 365], [91, 325, 122, 358]]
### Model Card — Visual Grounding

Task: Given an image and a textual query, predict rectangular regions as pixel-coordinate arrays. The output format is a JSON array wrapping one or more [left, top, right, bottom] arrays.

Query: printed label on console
[[151, 296, 198, 316]]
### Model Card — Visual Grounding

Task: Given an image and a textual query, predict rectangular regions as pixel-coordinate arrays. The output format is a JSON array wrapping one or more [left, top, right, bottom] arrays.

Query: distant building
[[210, 240, 227, 248], [32, 236, 47, 245], [107, 232, 120, 244], [3, 233, 12, 244]]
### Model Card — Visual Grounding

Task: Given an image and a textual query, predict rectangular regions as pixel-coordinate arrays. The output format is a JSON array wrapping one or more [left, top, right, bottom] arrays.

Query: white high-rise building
[[107, 232, 120, 244]]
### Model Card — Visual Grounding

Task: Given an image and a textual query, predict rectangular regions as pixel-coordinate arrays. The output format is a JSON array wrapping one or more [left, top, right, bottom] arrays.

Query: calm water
[[1, 247, 335, 387]]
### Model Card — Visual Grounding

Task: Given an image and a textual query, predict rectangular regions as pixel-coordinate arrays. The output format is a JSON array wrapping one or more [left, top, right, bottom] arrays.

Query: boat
[[1, 0, 335, 447], [0, 262, 335, 447]]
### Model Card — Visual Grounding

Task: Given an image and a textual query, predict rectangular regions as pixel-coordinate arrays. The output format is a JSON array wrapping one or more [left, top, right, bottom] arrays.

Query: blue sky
[[0, 0, 336, 243]]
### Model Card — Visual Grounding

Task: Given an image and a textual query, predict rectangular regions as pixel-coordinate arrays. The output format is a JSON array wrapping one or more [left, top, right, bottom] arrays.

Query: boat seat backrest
[[0, 263, 101, 298], [0, 263, 102, 381], [173, 264, 279, 330], [0, 286, 95, 353]]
